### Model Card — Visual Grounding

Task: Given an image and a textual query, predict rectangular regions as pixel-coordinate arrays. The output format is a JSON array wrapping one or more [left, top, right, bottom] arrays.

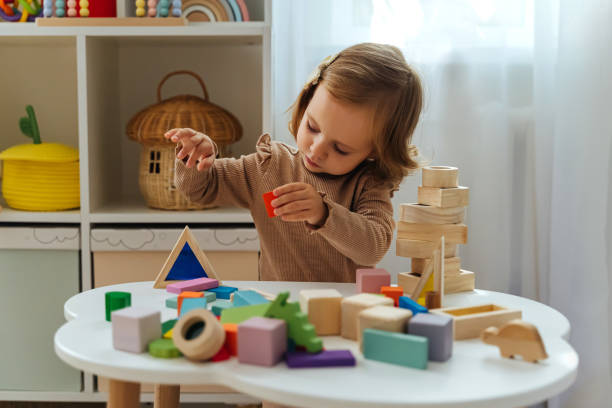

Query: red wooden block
[[177, 291, 204, 316], [381, 286, 403, 307], [223, 323, 238, 356], [211, 345, 231, 362], [262, 191, 277, 217]]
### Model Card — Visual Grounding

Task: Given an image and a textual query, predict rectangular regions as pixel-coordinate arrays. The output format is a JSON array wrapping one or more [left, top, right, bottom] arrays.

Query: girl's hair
[[289, 42, 423, 187]]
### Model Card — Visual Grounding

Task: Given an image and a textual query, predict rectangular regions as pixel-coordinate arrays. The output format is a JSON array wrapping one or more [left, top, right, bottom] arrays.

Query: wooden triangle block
[[153, 226, 220, 288]]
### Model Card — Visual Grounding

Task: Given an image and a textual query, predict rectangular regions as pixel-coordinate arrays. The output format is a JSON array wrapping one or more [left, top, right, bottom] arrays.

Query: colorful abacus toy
[[0, 0, 43, 22]]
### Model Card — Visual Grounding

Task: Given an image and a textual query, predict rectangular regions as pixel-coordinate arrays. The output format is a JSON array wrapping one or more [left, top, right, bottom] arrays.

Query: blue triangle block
[[165, 242, 209, 281]]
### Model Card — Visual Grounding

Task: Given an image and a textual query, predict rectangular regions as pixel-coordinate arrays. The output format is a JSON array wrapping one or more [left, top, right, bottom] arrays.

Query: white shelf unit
[[0, 0, 271, 403]]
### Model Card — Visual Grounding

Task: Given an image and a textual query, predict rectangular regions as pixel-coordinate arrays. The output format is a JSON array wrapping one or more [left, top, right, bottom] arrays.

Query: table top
[[56, 281, 578, 408]]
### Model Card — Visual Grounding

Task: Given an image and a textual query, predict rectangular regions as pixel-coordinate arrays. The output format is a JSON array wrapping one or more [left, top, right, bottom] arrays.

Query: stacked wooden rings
[[421, 166, 458, 188]]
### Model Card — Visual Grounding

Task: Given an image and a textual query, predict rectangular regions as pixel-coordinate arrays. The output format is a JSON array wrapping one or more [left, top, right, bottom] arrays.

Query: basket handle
[[157, 70, 209, 102]]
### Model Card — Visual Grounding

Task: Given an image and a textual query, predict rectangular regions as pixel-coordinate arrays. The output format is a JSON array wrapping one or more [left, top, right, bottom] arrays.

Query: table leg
[[154, 384, 180, 408], [107, 379, 141, 408]]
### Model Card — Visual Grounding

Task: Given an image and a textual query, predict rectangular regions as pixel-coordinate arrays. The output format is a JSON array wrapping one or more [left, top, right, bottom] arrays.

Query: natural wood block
[[422, 166, 458, 188], [399, 203, 465, 224], [446, 244, 458, 258], [432, 237, 445, 302], [397, 222, 468, 244], [397, 272, 421, 295], [299, 289, 342, 336], [413, 257, 461, 276], [431, 304, 522, 340], [357, 305, 412, 350], [418, 186, 469, 208], [425, 291, 441, 309], [340, 294, 394, 340], [396, 239, 458, 259], [481, 320, 548, 363], [444, 270, 475, 294]]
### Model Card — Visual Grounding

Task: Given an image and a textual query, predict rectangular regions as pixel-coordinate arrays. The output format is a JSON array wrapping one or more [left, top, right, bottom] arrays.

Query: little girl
[[165, 42, 423, 283]]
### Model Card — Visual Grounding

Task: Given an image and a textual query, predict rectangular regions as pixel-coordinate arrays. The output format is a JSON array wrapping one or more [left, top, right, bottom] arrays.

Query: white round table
[[55, 281, 578, 408]]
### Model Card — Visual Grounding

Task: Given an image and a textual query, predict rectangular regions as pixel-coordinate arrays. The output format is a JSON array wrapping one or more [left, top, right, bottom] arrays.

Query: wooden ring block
[[422, 166, 458, 188], [173, 309, 225, 361]]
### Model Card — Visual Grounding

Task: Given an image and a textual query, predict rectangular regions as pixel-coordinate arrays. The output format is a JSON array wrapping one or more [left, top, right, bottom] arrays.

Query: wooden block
[[262, 191, 277, 217], [179, 297, 207, 317], [356, 268, 391, 293], [245, 287, 277, 301], [418, 186, 469, 208], [105, 291, 131, 322], [111, 307, 161, 353], [412, 257, 461, 276], [407, 313, 453, 362], [397, 239, 457, 259], [431, 304, 522, 340], [238, 317, 287, 366], [233, 290, 269, 307], [166, 277, 219, 294], [205, 286, 237, 300], [425, 291, 441, 309], [422, 166, 459, 188], [481, 319, 548, 363], [148, 338, 181, 358], [380, 286, 403, 307], [286, 349, 356, 368], [173, 309, 226, 361], [36, 17, 188, 26], [357, 305, 412, 349], [299, 289, 342, 336], [222, 323, 238, 356], [220, 303, 270, 324], [211, 299, 233, 316], [397, 222, 468, 244], [445, 270, 475, 294], [398, 296, 428, 315], [340, 293, 394, 340], [399, 203, 465, 224], [397, 272, 421, 295], [432, 237, 445, 303], [362, 329, 428, 370], [177, 291, 204, 316]]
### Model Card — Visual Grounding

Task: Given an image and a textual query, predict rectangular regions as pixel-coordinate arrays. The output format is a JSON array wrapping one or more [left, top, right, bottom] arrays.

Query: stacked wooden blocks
[[397, 166, 475, 302]]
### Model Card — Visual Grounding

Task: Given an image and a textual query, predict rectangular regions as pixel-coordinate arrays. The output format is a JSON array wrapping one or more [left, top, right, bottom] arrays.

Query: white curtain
[[272, 1, 612, 406]]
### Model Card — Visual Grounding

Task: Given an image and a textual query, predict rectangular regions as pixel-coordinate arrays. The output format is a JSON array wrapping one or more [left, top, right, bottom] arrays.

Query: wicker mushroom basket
[[126, 70, 242, 210]]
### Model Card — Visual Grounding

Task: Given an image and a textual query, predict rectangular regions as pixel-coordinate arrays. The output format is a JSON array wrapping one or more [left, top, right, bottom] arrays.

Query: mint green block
[[202, 291, 217, 303], [220, 303, 270, 324], [166, 296, 178, 309], [363, 329, 428, 370], [211, 299, 234, 316]]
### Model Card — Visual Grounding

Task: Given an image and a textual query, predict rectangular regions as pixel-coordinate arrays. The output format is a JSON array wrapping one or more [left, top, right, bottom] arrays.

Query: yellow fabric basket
[[0, 143, 80, 211]]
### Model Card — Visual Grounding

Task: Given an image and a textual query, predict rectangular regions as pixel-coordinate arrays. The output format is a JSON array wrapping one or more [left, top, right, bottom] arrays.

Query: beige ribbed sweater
[[175, 134, 395, 283]]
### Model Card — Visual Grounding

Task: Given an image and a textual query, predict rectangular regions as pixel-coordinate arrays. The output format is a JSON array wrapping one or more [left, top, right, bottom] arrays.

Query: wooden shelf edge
[[36, 17, 188, 27]]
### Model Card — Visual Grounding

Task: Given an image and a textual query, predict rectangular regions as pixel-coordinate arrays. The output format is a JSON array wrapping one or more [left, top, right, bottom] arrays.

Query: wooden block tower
[[396, 166, 475, 303]]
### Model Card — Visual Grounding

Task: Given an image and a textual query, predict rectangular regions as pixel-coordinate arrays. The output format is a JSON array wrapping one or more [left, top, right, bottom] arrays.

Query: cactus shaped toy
[[265, 292, 323, 353]]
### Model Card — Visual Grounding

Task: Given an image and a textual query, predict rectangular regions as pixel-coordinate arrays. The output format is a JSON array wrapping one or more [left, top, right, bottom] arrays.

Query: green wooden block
[[202, 291, 217, 303], [105, 291, 131, 322], [265, 292, 322, 353], [220, 303, 270, 324], [161, 318, 177, 335], [165, 296, 178, 309], [148, 338, 182, 358], [211, 299, 234, 316], [363, 328, 428, 370]]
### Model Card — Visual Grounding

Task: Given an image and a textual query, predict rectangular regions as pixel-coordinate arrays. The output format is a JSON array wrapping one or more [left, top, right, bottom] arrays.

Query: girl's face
[[296, 85, 374, 176]]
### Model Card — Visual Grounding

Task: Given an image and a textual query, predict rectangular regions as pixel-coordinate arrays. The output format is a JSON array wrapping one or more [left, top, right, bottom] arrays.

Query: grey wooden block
[[407, 312, 453, 362]]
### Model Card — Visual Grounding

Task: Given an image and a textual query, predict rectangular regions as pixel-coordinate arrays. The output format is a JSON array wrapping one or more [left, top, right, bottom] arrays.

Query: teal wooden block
[[105, 291, 131, 322], [211, 299, 234, 316], [206, 285, 238, 299], [179, 297, 207, 317], [166, 296, 178, 309], [220, 303, 270, 324], [233, 290, 269, 307], [202, 291, 217, 303], [363, 328, 428, 370]]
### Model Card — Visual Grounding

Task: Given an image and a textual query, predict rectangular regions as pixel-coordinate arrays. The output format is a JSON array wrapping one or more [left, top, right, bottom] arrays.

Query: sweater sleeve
[[174, 134, 273, 208], [306, 176, 395, 266]]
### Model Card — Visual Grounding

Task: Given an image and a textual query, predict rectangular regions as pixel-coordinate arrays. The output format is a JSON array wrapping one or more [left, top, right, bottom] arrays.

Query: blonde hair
[[289, 43, 423, 187]]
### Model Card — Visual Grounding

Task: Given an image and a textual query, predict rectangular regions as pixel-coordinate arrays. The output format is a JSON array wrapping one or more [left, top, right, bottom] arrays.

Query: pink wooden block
[[238, 317, 287, 366], [356, 268, 391, 293], [166, 277, 219, 294], [111, 306, 161, 353]]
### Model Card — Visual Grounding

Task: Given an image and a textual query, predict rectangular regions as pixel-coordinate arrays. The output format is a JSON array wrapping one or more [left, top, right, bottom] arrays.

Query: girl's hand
[[272, 182, 328, 226], [164, 128, 216, 172]]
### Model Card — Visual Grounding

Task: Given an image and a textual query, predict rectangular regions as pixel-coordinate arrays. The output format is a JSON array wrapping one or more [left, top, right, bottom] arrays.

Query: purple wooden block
[[286, 349, 356, 368], [356, 268, 391, 293], [111, 306, 161, 353], [407, 312, 453, 362], [166, 277, 219, 294], [238, 317, 287, 366]]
